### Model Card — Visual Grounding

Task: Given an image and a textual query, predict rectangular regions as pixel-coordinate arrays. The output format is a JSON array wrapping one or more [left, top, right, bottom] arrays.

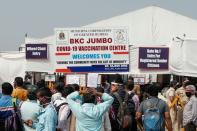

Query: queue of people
[[0, 76, 196, 131]]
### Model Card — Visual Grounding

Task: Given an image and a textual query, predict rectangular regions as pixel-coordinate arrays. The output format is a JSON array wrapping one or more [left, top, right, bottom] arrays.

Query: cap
[[185, 85, 196, 93], [111, 82, 119, 86]]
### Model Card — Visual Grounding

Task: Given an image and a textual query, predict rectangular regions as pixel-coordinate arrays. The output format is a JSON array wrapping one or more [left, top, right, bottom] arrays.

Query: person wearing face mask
[[25, 87, 57, 131], [20, 85, 41, 131], [183, 85, 197, 131]]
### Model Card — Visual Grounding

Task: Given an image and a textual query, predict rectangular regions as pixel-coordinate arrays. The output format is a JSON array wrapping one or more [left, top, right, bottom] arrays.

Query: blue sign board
[[26, 44, 48, 59], [139, 47, 169, 70]]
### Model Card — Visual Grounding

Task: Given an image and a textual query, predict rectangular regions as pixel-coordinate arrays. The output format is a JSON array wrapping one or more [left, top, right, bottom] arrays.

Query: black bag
[[113, 92, 135, 129]]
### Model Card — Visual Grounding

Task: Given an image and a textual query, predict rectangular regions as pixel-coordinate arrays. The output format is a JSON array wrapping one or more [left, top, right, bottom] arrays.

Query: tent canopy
[[23, 6, 197, 76]]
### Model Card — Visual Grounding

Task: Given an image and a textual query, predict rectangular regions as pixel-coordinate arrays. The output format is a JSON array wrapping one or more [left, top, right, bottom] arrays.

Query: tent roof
[[86, 6, 197, 46]]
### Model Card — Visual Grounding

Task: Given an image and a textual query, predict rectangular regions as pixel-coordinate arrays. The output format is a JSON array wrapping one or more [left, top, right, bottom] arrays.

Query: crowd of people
[[0, 75, 196, 131]]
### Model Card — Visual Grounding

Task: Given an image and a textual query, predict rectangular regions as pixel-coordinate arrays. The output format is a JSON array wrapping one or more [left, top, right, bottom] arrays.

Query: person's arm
[[66, 91, 81, 116], [164, 112, 172, 131], [136, 102, 143, 120], [96, 92, 114, 116], [192, 98, 197, 121], [163, 102, 172, 131]]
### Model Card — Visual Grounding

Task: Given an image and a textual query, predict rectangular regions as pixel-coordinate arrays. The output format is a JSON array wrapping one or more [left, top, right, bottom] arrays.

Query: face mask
[[186, 92, 192, 98]]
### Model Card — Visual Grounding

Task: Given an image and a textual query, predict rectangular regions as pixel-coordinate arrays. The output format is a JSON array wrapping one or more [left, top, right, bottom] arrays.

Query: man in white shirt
[[183, 85, 197, 131], [21, 85, 41, 131]]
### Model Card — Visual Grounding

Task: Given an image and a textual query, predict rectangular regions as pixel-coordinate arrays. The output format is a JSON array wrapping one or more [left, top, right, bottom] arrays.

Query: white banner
[[55, 27, 129, 73]]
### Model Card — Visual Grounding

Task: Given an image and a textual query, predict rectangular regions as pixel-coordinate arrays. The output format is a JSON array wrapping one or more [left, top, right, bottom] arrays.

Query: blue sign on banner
[[26, 44, 48, 59], [139, 47, 169, 70]]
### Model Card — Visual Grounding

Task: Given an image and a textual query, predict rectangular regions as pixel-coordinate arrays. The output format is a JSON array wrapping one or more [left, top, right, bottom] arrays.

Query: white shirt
[[20, 100, 41, 131]]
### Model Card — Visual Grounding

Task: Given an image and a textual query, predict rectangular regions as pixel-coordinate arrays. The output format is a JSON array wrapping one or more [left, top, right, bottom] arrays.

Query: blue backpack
[[143, 99, 163, 131]]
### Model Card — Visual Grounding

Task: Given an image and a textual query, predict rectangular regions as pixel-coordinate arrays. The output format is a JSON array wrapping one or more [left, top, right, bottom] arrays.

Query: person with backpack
[[53, 84, 74, 131], [0, 82, 24, 131], [136, 84, 172, 131], [67, 87, 114, 131], [110, 81, 136, 131], [25, 87, 57, 131], [124, 83, 139, 131], [183, 85, 197, 131]]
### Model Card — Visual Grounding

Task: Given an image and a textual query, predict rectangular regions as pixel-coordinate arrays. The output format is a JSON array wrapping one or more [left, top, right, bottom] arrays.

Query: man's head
[[14, 77, 23, 87], [71, 84, 80, 91], [148, 84, 159, 97], [27, 85, 37, 100], [62, 85, 74, 98], [36, 87, 52, 106], [170, 80, 178, 88], [128, 76, 134, 84], [111, 82, 119, 92], [185, 85, 196, 98], [125, 83, 134, 91], [54, 82, 64, 93], [82, 92, 96, 104], [97, 87, 104, 93], [2, 82, 13, 95]]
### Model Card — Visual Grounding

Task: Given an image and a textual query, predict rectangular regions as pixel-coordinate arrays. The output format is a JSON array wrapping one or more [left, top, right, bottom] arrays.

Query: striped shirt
[[183, 95, 197, 126], [0, 95, 20, 119]]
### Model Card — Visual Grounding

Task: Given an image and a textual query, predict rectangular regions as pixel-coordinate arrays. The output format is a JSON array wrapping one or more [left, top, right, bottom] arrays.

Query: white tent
[[0, 52, 25, 85], [170, 39, 197, 77], [24, 6, 197, 76]]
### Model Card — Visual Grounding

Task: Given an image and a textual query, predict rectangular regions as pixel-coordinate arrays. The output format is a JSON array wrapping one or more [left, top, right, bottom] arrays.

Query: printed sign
[[26, 44, 48, 59], [139, 47, 169, 70], [55, 28, 129, 73], [134, 77, 145, 85], [66, 74, 86, 86], [45, 75, 55, 82]]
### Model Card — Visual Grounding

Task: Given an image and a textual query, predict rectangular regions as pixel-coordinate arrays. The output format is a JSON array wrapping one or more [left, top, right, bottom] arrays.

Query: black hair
[[36, 87, 52, 100], [71, 84, 80, 91], [147, 83, 159, 97], [128, 76, 134, 81], [14, 77, 23, 87], [2, 82, 13, 95], [23, 81, 31, 90], [83, 93, 96, 104], [62, 85, 74, 98], [114, 74, 123, 84], [97, 87, 104, 93], [27, 85, 37, 100], [54, 82, 64, 93], [125, 83, 134, 91], [58, 75, 65, 83], [36, 79, 46, 89], [170, 80, 177, 87]]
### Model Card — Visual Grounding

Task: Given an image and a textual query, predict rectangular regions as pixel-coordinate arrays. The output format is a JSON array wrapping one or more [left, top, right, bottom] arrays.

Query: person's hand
[[79, 87, 88, 95], [24, 120, 33, 127]]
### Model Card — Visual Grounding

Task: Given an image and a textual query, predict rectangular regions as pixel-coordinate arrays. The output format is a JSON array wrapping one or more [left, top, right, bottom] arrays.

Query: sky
[[0, 0, 197, 51]]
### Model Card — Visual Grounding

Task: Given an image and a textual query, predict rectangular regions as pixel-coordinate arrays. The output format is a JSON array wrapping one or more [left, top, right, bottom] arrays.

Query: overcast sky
[[0, 0, 197, 51]]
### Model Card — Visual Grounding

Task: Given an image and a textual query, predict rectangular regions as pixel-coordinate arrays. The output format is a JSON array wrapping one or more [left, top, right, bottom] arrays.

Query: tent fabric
[[170, 39, 197, 77], [22, 6, 197, 76], [0, 52, 25, 85], [86, 6, 197, 46]]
